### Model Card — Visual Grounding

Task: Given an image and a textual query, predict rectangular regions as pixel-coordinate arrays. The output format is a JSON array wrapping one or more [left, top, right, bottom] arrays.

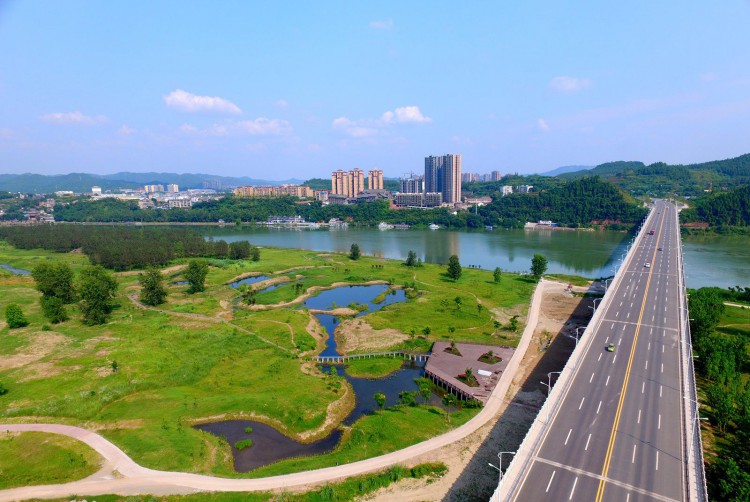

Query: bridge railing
[[491, 208, 653, 501], [675, 204, 709, 501]]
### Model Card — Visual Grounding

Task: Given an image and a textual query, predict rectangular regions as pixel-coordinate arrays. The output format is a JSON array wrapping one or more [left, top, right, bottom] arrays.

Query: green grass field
[[0, 432, 102, 489], [0, 240, 531, 479]]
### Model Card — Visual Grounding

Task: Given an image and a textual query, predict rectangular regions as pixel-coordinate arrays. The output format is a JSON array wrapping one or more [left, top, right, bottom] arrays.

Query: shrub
[[4, 303, 29, 329]]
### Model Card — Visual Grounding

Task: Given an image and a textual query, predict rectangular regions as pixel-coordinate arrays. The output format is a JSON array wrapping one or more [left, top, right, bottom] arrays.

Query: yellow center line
[[595, 207, 667, 502]]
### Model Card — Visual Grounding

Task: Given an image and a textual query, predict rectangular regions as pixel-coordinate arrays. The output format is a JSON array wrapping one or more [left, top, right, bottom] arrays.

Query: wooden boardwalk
[[313, 351, 430, 364]]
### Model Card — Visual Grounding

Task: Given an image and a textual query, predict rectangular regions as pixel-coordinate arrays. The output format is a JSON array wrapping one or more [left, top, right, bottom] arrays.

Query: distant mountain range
[[540, 165, 593, 176], [0, 172, 304, 194]]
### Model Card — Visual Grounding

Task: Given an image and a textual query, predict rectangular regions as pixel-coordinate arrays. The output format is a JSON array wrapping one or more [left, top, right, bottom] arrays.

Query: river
[[204, 226, 750, 289]]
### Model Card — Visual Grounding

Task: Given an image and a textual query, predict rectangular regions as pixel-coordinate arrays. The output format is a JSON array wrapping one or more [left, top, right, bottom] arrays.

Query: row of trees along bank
[[0, 225, 259, 271]]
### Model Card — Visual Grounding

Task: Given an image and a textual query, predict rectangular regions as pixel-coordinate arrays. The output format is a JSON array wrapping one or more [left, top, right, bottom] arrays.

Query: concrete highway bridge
[[493, 200, 708, 502]]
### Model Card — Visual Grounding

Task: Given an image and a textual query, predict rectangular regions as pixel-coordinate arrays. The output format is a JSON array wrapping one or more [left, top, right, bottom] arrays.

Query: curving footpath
[[0, 280, 548, 502]]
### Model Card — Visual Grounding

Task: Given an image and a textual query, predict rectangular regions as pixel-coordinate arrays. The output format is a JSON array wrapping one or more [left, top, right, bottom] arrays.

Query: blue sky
[[1, 1, 749, 180]]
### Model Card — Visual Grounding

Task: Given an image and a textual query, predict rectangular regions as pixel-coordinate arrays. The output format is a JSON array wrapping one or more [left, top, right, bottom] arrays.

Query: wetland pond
[[0, 263, 31, 275], [195, 283, 429, 472]]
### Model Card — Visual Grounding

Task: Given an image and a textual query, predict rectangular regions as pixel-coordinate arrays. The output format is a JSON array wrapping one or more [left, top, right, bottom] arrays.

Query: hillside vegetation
[[681, 186, 750, 228], [561, 154, 750, 196]]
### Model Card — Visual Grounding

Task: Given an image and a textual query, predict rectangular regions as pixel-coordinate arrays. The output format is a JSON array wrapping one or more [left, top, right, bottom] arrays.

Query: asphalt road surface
[[510, 200, 686, 502]]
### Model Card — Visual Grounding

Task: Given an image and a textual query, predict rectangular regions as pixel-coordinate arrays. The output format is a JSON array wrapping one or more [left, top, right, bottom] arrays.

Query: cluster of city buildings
[[87, 184, 220, 210], [232, 184, 314, 199], [462, 170, 503, 183]]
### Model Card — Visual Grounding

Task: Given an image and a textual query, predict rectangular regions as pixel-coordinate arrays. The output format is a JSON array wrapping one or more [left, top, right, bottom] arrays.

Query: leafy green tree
[[707, 381, 736, 433], [508, 315, 519, 332], [32, 262, 75, 303], [531, 254, 548, 279], [398, 390, 417, 407], [250, 246, 260, 262], [349, 243, 361, 260], [4, 303, 29, 329], [78, 265, 118, 325], [454, 296, 463, 310], [405, 250, 418, 267], [138, 267, 168, 306], [184, 260, 209, 294], [708, 456, 750, 502], [229, 241, 252, 260], [447, 255, 462, 280], [40, 296, 68, 324], [374, 392, 386, 413], [415, 378, 432, 400], [493, 267, 502, 283]]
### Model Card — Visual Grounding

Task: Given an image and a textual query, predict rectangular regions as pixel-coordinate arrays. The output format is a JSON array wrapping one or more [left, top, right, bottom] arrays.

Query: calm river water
[[204, 227, 750, 289]]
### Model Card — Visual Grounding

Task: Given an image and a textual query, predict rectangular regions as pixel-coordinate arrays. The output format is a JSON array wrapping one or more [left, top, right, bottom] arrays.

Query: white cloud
[[275, 99, 289, 109], [178, 118, 291, 137], [381, 106, 431, 124], [333, 105, 431, 138], [236, 118, 291, 136], [537, 118, 550, 131], [369, 18, 394, 30], [332, 117, 379, 138], [118, 125, 136, 135], [549, 76, 592, 93], [40, 111, 108, 125], [164, 89, 242, 114], [0, 128, 13, 138]]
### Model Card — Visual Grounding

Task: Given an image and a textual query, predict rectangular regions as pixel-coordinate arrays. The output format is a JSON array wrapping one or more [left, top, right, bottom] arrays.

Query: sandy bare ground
[[0, 280, 548, 501], [335, 318, 409, 354], [114, 264, 187, 277], [360, 280, 594, 502]]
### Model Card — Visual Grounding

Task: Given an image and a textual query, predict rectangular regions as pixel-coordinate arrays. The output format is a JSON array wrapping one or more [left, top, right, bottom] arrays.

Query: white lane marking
[[546, 471, 556, 492], [605, 336, 609, 343], [584, 434, 592, 451], [658, 414, 661, 429], [664, 317, 667, 323], [606, 375, 610, 386], [611, 322, 615, 330], [590, 372, 595, 383], [569, 477, 578, 500], [627, 312, 631, 319], [579, 397, 585, 410], [597, 401, 602, 414], [630, 302, 633, 308], [627, 493, 631, 502], [598, 353, 602, 362], [620, 301, 623, 307], [648, 342, 651, 350], [645, 360, 648, 370], [618, 337, 622, 345], [662, 345, 665, 353], [613, 354, 617, 364], [565, 428, 572, 445], [652, 315, 655, 322], [650, 327, 653, 335], [656, 451, 660, 471], [661, 362, 664, 373], [642, 382, 645, 393], [616, 311, 619, 317], [632, 444, 637, 463], [660, 385, 663, 397], [665, 306, 667, 312]]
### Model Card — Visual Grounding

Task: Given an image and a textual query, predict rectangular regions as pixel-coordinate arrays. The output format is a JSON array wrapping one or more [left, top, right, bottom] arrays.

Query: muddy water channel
[[195, 283, 428, 472]]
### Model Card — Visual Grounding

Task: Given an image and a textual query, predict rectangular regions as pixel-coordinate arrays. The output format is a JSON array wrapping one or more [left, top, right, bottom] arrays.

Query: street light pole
[[540, 371, 562, 423]]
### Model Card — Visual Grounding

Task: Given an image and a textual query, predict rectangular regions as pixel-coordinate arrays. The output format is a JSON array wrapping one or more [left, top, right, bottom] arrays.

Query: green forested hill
[[681, 186, 750, 227], [560, 154, 750, 196], [477, 177, 647, 228]]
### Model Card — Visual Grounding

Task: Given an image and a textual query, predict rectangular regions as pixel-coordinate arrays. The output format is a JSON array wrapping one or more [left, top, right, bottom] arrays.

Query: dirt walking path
[[0, 280, 553, 502]]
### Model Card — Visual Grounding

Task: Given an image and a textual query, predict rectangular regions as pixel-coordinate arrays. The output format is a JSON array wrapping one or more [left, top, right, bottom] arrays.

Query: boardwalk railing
[[312, 352, 430, 364]]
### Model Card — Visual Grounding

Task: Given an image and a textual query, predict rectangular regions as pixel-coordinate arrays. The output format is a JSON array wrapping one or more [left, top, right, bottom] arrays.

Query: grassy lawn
[[0, 432, 102, 489], [0, 240, 531, 479], [344, 357, 405, 378]]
